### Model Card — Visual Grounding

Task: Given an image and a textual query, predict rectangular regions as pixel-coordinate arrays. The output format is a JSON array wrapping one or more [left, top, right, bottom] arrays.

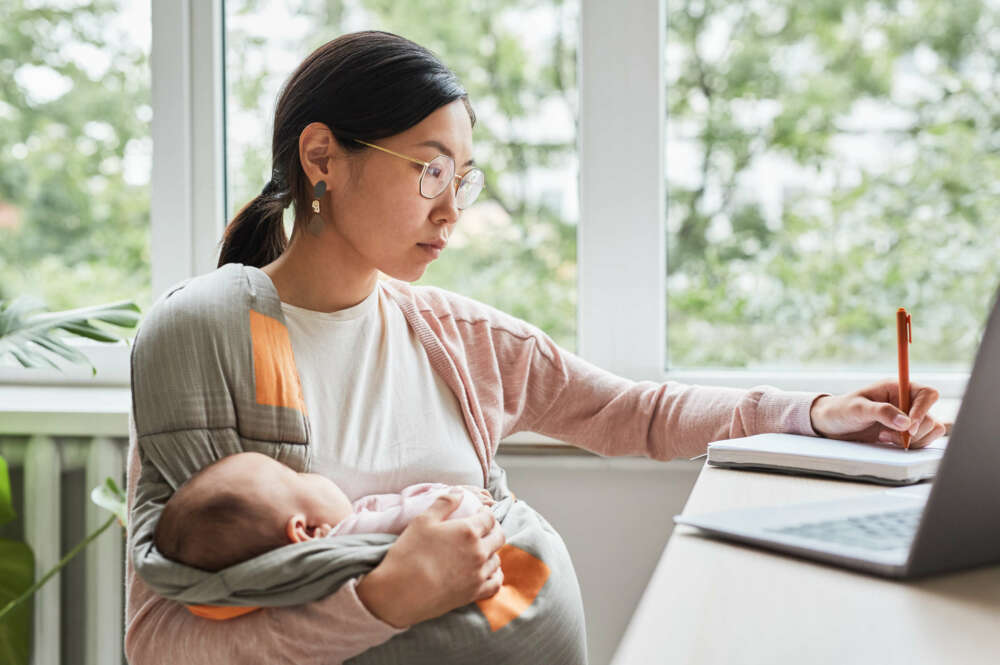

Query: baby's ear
[[286, 514, 314, 543]]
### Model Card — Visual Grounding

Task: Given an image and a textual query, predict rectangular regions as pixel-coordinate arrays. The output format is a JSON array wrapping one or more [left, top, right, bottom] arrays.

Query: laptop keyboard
[[765, 508, 922, 551]]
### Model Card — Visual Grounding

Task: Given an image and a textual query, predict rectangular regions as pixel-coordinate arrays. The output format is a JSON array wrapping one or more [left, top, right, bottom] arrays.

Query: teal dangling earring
[[308, 180, 327, 236]]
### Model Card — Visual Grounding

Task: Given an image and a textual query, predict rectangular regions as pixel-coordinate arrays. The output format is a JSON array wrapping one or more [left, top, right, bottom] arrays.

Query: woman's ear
[[298, 122, 339, 185], [286, 513, 313, 543]]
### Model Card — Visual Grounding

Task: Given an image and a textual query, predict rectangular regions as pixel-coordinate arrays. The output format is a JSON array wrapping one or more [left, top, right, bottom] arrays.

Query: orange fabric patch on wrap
[[249, 309, 307, 414], [475, 543, 550, 632], [186, 604, 261, 620]]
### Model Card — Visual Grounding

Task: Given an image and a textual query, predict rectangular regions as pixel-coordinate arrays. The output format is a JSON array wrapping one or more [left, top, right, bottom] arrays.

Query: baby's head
[[154, 452, 354, 571]]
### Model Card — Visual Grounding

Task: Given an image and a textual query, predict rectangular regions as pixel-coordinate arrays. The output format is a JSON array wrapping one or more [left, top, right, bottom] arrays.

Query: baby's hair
[[155, 456, 289, 572]]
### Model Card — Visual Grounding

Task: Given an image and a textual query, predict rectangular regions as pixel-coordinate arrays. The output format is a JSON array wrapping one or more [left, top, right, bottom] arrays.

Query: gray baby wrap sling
[[129, 264, 588, 664]]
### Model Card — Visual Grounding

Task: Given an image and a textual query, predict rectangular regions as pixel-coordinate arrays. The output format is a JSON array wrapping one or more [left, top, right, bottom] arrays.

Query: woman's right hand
[[356, 490, 506, 628]]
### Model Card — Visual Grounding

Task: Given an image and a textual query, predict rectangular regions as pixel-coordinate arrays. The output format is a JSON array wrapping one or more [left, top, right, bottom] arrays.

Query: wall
[[497, 453, 701, 665]]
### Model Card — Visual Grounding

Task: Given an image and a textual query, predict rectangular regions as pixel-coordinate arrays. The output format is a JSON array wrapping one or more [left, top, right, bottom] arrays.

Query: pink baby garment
[[330, 483, 484, 536]]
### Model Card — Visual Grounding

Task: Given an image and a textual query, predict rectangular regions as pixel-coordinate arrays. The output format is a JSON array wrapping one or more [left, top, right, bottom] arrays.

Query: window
[[5, 1, 982, 396], [665, 0, 1000, 373], [224, 0, 580, 351], [0, 1, 152, 323]]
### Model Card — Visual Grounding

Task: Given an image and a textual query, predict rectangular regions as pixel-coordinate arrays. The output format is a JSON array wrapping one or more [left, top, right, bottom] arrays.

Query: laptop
[[673, 283, 1000, 578]]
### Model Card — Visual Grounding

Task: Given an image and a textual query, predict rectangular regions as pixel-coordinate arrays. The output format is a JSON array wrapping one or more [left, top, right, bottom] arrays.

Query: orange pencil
[[897, 307, 912, 449]]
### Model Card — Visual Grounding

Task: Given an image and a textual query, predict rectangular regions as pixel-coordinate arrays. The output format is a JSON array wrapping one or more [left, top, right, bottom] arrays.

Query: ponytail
[[217, 173, 291, 268]]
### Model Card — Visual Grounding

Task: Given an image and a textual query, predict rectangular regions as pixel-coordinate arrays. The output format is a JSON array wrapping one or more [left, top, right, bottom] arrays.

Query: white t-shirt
[[279, 280, 483, 502]]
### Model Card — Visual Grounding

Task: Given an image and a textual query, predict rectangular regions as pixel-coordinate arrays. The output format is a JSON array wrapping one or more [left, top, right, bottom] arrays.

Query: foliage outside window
[[666, 0, 1000, 371], [0, 1, 152, 330]]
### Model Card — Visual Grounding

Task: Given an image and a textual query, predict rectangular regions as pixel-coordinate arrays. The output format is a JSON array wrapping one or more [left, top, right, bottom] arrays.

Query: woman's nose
[[433, 181, 461, 225]]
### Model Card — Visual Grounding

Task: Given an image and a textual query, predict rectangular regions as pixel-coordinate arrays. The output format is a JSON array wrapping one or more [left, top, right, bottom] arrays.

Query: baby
[[154, 451, 495, 572]]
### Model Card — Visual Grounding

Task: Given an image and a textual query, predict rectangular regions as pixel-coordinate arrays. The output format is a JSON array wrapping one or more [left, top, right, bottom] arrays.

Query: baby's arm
[[335, 484, 484, 536], [354, 483, 493, 513]]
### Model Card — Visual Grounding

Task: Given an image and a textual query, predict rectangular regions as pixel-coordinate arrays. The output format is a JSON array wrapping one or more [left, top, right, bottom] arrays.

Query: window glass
[[0, 0, 152, 323], [665, 0, 1000, 371], [225, 0, 579, 350]]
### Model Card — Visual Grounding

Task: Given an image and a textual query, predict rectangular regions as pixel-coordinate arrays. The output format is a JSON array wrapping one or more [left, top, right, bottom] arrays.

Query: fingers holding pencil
[[808, 379, 947, 448], [876, 380, 946, 448]]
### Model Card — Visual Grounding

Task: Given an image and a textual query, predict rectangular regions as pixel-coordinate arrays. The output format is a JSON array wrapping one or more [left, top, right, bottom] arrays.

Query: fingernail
[[879, 432, 892, 442], [893, 415, 910, 428]]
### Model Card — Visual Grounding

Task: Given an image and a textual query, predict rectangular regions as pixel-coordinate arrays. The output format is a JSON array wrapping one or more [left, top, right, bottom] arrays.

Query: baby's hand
[[457, 485, 495, 506]]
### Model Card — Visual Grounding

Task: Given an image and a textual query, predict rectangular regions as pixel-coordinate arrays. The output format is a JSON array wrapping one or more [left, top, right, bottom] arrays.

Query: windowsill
[[0, 384, 132, 437], [659, 368, 969, 400]]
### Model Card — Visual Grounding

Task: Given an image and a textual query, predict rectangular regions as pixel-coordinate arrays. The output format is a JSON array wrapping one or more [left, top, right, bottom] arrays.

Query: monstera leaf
[[0, 296, 140, 375]]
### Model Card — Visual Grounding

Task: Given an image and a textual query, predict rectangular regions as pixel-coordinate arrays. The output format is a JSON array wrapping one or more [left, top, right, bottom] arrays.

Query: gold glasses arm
[[354, 139, 472, 180], [354, 138, 472, 183], [353, 139, 428, 168]]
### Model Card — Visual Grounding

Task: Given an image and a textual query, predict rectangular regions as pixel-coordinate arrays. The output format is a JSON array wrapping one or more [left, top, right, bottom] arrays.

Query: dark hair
[[154, 458, 287, 572], [217, 30, 476, 268]]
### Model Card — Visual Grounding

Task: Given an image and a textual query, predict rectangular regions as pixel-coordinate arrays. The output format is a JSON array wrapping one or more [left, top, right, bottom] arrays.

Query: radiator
[[0, 434, 126, 665]]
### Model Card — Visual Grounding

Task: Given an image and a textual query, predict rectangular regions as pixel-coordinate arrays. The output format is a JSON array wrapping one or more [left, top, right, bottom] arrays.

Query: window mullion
[[191, 0, 227, 279], [578, 0, 666, 381], [151, 0, 225, 301]]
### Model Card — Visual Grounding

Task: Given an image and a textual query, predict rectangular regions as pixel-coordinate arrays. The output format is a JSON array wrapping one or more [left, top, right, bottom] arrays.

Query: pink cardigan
[[125, 276, 824, 665]]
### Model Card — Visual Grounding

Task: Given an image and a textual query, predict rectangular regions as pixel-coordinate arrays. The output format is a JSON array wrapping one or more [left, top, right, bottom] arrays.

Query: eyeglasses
[[353, 139, 485, 210]]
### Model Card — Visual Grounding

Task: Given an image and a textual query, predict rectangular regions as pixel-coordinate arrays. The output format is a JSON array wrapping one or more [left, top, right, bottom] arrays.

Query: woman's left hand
[[809, 378, 949, 448]]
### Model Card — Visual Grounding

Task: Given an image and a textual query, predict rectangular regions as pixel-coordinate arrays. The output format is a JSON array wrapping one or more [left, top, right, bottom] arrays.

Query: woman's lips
[[418, 243, 442, 258]]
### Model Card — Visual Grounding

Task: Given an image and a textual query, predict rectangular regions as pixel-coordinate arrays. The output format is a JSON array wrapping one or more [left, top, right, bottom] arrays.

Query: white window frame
[[576, 0, 968, 399], [150, 0, 227, 298], [0, 0, 224, 388], [0, 0, 970, 401]]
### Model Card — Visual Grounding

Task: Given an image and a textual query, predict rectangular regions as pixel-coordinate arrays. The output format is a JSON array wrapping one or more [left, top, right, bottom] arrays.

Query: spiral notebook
[[706, 433, 947, 485]]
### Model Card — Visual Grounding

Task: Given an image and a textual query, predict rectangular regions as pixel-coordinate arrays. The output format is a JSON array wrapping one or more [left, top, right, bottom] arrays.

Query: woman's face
[[329, 100, 475, 282]]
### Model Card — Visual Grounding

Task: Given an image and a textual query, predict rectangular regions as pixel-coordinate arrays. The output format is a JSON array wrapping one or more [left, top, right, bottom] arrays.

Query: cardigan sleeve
[[499, 325, 827, 460], [124, 431, 407, 665]]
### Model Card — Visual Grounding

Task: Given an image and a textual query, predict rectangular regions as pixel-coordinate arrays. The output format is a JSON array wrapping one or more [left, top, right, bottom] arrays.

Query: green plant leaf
[[0, 297, 47, 337], [24, 335, 91, 366], [28, 300, 141, 327], [0, 539, 34, 665], [105, 477, 125, 502], [0, 458, 14, 527], [6, 347, 60, 370], [53, 322, 119, 343], [0, 298, 140, 372], [91, 477, 127, 527], [90, 312, 142, 328]]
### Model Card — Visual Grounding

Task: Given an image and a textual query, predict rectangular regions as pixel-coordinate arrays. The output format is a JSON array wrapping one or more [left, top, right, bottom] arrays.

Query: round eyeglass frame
[[353, 139, 484, 210]]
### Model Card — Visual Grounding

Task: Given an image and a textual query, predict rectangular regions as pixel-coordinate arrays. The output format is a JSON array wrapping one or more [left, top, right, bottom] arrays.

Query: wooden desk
[[611, 464, 1000, 665]]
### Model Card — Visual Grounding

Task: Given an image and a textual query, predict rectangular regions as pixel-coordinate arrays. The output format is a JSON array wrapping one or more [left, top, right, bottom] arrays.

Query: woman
[[124, 30, 946, 664]]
